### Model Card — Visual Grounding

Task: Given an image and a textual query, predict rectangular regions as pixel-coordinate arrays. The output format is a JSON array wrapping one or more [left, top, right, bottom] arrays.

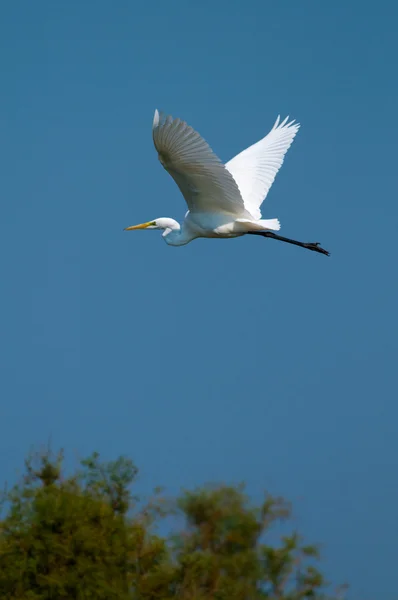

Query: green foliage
[[0, 448, 343, 599]]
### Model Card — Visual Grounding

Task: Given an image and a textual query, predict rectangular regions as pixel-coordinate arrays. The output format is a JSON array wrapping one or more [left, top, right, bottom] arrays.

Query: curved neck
[[163, 226, 182, 245], [162, 222, 194, 246]]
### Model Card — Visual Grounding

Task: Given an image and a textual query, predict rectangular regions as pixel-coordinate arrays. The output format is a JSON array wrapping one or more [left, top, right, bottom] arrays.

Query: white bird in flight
[[125, 110, 329, 256]]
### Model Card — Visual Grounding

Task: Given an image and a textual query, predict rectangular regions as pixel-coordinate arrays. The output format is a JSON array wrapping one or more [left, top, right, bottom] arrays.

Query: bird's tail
[[236, 218, 281, 232], [257, 218, 281, 231]]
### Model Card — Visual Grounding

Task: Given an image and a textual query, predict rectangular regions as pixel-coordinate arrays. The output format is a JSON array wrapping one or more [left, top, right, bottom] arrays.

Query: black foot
[[304, 242, 330, 256]]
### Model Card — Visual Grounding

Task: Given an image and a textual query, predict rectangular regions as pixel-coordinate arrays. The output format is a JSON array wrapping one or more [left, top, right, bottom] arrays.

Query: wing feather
[[152, 110, 249, 217], [225, 116, 300, 220]]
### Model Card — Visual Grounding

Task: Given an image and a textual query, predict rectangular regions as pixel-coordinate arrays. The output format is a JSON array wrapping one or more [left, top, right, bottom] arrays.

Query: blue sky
[[1, 1, 397, 597]]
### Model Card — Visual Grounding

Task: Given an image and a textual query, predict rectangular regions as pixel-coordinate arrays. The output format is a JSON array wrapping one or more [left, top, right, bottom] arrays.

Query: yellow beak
[[124, 221, 154, 231]]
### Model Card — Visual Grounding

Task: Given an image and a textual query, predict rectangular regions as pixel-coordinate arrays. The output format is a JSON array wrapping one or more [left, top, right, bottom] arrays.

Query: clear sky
[[1, 1, 397, 597]]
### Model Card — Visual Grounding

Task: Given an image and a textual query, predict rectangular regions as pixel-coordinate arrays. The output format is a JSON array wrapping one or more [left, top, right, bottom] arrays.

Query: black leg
[[248, 231, 330, 256]]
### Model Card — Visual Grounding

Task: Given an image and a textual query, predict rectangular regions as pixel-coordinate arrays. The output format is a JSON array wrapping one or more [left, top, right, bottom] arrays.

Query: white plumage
[[225, 115, 300, 220], [124, 109, 329, 257], [152, 110, 248, 218]]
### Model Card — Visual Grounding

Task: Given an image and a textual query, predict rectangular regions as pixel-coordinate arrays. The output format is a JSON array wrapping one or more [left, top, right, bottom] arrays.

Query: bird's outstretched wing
[[225, 116, 300, 220], [152, 110, 250, 217]]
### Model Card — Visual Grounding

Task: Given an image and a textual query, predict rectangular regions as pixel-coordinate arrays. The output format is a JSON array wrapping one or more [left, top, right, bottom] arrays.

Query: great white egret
[[125, 110, 329, 256]]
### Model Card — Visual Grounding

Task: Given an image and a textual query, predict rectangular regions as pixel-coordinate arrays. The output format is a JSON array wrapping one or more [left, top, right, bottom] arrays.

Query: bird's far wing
[[225, 116, 300, 220], [152, 110, 249, 217]]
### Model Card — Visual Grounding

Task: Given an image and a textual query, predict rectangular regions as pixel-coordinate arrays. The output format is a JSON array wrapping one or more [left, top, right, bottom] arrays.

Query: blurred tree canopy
[[0, 448, 345, 599]]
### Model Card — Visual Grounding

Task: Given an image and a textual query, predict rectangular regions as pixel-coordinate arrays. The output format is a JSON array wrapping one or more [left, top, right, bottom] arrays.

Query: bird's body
[[125, 110, 329, 256], [155, 212, 281, 247]]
